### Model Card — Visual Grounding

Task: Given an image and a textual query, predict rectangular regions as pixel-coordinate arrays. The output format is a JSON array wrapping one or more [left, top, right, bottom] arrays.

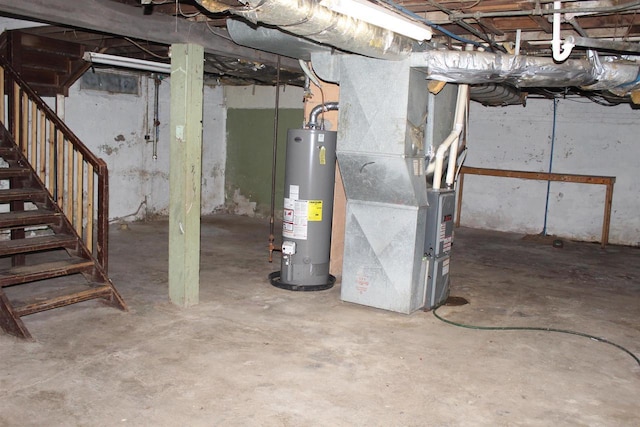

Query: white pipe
[[299, 59, 322, 88], [552, 1, 575, 62], [432, 84, 468, 190], [445, 84, 469, 187]]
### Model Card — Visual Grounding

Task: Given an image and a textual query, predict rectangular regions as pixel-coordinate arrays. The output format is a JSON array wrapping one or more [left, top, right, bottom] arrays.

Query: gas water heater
[[269, 128, 337, 291]]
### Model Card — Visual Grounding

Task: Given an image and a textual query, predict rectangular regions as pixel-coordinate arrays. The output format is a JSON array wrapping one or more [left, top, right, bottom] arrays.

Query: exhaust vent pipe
[[307, 102, 339, 129]]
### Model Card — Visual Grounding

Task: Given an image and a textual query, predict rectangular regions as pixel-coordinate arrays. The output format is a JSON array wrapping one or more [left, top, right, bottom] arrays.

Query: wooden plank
[[0, 0, 301, 72], [528, 15, 553, 33], [86, 163, 94, 253], [12, 83, 19, 148], [0, 257, 94, 287], [20, 92, 27, 154], [39, 110, 46, 182], [460, 166, 615, 185], [66, 142, 73, 218], [0, 234, 77, 257], [459, 166, 616, 247], [602, 182, 614, 248], [0, 66, 4, 125], [0, 209, 60, 228], [0, 288, 32, 340], [168, 43, 203, 308], [17, 52, 71, 74], [75, 153, 83, 236], [96, 166, 108, 272], [0, 187, 47, 203], [16, 32, 84, 58], [13, 284, 112, 317], [0, 167, 30, 178], [56, 130, 64, 206], [0, 146, 17, 158], [30, 100, 36, 165], [48, 120, 55, 193], [477, 18, 505, 36]]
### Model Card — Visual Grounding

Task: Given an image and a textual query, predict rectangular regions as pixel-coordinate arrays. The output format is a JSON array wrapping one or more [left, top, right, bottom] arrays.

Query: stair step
[[0, 167, 31, 179], [0, 188, 48, 203], [0, 147, 17, 159], [13, 283, 113, 317], [0, 257, 94, 287], [0, 209, 61, 229], [0, 234, 77, 257]]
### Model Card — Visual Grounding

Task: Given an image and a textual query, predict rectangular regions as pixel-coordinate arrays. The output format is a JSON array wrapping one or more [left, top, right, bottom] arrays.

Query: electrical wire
[[542, 97, 558, 236], [298, 59, 322, 88], [378, 0, 484, 48], [204, 19, 235, 42], [124, 37, 170, 59], [176, 0, 201, 18], [109, 200, 147, 223], [424, 0, 506, 52], [432, 306, 640, 368]]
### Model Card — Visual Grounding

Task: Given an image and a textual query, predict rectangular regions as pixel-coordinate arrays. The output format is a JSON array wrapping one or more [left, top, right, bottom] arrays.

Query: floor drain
[[445, 296, 469, 306]]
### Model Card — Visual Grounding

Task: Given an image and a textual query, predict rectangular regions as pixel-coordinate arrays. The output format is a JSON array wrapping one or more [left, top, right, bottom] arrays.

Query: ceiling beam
[[0, 0, 301, 71]]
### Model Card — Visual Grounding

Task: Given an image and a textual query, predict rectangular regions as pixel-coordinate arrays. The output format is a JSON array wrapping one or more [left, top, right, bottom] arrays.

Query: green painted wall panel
[[226, 108, 303, 216]]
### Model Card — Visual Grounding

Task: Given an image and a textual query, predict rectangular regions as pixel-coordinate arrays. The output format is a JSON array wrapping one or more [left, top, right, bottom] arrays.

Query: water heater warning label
[[308, 200, 322, 221], [283, 197, 308, 240]]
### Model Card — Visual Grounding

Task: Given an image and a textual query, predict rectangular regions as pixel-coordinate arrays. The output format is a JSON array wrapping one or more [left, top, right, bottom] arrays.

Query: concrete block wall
[[463, 98, 640, 246]]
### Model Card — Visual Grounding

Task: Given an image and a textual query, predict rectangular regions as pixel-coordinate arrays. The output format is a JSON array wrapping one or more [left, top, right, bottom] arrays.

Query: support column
[[169, 43, 204, 307]]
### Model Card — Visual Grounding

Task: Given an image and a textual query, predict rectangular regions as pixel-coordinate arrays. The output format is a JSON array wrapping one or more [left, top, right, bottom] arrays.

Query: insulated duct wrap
[[197, 0, 414, 60], [412, 50, 640, 94], [470, 84, 525, 106]]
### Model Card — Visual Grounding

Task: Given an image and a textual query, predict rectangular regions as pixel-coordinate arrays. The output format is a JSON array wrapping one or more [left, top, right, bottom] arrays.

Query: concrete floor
[[0, 214, 638, 426]]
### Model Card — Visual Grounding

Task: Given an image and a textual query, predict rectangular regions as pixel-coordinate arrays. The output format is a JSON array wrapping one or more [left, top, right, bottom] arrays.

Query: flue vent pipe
[[308, 102, 339, 130]]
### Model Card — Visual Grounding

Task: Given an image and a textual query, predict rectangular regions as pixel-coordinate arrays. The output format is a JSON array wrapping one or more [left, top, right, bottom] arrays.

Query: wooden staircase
[[0, 55, 126, 340], [0, 31, 89, 97]]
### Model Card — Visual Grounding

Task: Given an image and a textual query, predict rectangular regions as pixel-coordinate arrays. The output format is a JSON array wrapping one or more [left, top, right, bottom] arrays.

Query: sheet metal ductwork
[[200, 0, 640, 97], [411, 50, 640, 95], [470, 84, 525, 107], [197, 0, 416, 60]]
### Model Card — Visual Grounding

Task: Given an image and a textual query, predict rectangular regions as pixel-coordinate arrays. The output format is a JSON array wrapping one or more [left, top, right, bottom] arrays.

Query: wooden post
[[168, 43, 204, 307], [602, 181, 614, 249]]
